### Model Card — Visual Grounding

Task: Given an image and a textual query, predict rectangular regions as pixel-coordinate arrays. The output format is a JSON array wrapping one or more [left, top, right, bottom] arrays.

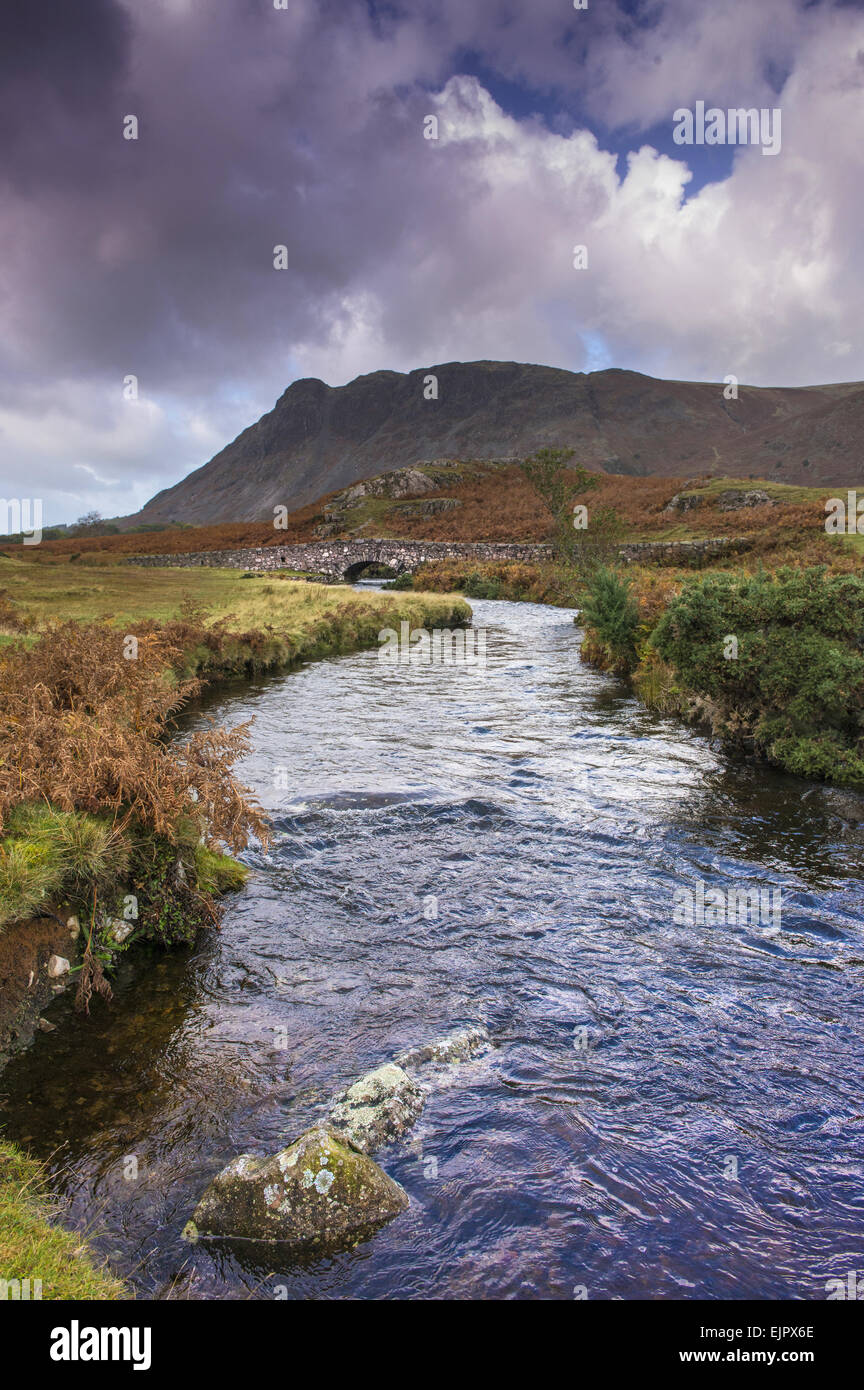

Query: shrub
[[383, 571, 415, 590], [579, 567, 640, 674], [0, 619, 267, 848], [651, 567, 864, 784]]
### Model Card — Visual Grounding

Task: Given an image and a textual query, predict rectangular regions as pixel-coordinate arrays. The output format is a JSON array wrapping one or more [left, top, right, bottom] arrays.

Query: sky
[[2, 0, 864, 525]]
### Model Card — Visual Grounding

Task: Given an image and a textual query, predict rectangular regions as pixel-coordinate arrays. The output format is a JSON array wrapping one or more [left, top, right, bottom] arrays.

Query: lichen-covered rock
[[327, 1063, 426, 1154], [662, 491, 704, 514], [184, 1125, 407, 1248], [395, 1024, 491, 1070], [717, 488, 775, 511]]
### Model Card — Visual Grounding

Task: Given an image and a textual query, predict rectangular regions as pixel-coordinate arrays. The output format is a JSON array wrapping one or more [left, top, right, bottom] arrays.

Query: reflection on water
[[2, 594, 863, 1300]]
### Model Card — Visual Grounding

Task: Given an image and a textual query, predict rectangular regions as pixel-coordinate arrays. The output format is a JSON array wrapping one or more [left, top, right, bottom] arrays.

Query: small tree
[[572, 503, 626, 577], [579, 566, 640, 673], [73, 510, 104, 535], [521, 448, 599, 564]]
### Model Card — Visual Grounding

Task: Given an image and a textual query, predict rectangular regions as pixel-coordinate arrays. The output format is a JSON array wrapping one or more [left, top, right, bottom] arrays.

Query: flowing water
[[2, 592, 864, 1300]]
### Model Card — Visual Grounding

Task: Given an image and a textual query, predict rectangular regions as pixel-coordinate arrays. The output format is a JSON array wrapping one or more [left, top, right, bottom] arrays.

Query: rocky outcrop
[[716, 488, 777, 511], [184, 1125, 408, 1249], [664, 487, 779, 514], [327, 1063, 426, 1154], [663, 491, 705, 514], [328, 468, 442, 509]]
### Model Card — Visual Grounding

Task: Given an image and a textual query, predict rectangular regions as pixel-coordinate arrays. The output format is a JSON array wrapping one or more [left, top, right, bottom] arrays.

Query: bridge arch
[[339, 544, 419, 582], [343, 559, 402, 582]]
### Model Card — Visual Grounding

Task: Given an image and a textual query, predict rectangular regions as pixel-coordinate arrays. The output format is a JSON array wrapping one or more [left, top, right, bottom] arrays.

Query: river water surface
[[2, 592, 863, 1299]]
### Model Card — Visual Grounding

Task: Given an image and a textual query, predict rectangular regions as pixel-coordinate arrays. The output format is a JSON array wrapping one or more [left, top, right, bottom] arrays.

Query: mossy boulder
[[184, 1125, 408, 1249], [327, 1063, 425, 1154]]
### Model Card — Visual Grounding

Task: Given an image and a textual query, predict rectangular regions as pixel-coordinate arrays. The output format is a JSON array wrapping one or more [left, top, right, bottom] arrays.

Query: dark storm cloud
[[1, 0, 862, 523], [0, 0, 132, 188]]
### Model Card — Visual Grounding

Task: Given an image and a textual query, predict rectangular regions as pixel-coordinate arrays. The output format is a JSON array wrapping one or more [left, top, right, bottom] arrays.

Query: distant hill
[[130, 362, 864, 526]]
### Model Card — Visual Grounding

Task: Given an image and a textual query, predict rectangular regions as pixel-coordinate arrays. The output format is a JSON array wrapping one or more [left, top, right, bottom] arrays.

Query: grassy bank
[[0, 561, 469, 940], [0, 1141, 127, 1300], [0, 562, 470, 1296], [0, 553, 470, 643]]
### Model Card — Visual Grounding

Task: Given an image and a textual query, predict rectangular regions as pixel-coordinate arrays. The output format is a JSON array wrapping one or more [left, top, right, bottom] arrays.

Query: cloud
[[1, 0, 863, 523]]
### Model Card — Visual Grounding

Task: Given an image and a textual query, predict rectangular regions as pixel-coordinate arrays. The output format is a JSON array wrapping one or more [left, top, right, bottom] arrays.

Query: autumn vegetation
[[0, 570, 469, 953]]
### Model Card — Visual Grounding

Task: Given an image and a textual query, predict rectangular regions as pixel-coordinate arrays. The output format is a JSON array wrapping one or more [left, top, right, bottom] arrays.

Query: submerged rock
[[395, 1024, 491, 1070], [328, 1063, 426, 1155], [184, 1124, 408, 1249]]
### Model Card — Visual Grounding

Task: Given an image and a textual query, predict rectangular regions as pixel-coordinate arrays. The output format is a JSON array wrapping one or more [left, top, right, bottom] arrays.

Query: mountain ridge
[[131, 361, 864, 526]]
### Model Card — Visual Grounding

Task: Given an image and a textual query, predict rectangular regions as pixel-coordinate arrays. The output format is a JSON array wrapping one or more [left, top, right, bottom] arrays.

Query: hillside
[[8, 469, 857, 570], [129, 362, 864, 527]]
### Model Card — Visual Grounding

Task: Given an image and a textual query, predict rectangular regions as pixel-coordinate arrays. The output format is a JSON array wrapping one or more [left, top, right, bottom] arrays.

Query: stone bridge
[[128, 538, 554, 580], [127, 534, 750, 579]]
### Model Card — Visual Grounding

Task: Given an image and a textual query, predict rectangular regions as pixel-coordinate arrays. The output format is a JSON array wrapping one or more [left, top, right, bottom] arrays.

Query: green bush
[[651, 566, 864, 785], [579, 567, 640, 673], [384, 571, 415, 590]]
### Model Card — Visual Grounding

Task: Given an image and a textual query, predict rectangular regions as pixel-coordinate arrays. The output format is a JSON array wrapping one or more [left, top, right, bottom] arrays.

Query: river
[[2, 591, 863, 1300]]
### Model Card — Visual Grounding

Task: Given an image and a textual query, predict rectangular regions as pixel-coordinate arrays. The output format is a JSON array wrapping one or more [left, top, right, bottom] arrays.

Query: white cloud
[[3, 0, 864, 520], [295, 15, 864, 392]]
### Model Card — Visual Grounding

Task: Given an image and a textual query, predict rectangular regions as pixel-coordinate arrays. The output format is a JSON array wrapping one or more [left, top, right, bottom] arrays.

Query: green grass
[[0, 806, 127, 928], [676, 476, 833, 505], [0, 555, 470, 637], [0, 804, 249, 932], [0, 1140, 127, 1300]]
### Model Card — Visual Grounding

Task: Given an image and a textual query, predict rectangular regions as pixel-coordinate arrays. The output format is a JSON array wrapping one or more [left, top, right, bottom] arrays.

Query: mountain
[[131, 362, 864, 526]]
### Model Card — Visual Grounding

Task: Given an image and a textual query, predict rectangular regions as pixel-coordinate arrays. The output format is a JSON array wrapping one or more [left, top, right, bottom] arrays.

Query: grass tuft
[[0, 1141, 127, 1300]]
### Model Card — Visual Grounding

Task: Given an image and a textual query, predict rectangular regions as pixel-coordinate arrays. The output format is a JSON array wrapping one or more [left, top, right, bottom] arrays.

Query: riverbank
[[579, 564, 864, 787], [0, 564, 470, 1297], [0, 1140, 127, 1299], [389, 552, 864, 788], [0, 567, 470, 1037]]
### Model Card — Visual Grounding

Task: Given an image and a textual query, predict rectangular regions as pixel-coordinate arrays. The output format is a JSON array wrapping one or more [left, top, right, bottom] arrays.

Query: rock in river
[[395, 1023, 491, 1070], [327, 1063, 426, 1154], [184, 1124, 408, 1249]]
